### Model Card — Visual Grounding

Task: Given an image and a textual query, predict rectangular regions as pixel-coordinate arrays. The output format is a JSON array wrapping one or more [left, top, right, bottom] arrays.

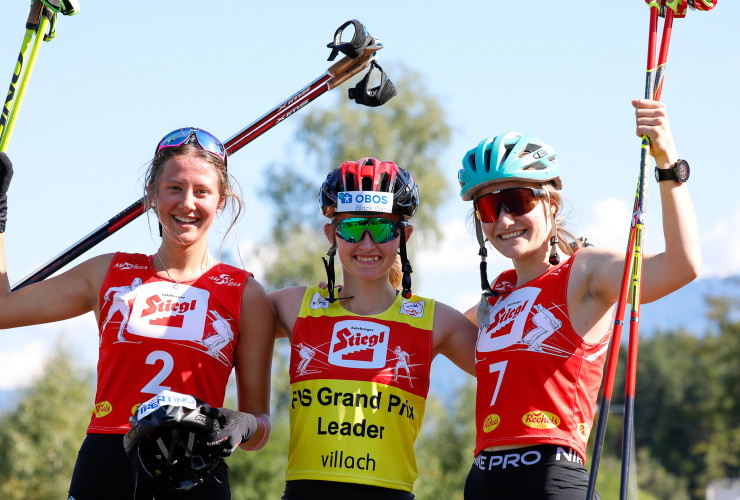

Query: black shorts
[[68, 433, 230, 500], [464, 445, 600, 500], [282, 480, 415, 500]]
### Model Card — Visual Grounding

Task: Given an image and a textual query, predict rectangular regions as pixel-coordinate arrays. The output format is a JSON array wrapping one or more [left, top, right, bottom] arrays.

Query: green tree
[[259, 64, 452, 289], [696, 289, 740, 492], [414, 380, 476, 500], [0, 341, 93, 500], [226, 341, 292, 498]]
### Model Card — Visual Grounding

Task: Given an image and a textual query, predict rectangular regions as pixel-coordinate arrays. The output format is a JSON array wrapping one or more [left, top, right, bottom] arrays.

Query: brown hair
[[143, 143, 244, 241]]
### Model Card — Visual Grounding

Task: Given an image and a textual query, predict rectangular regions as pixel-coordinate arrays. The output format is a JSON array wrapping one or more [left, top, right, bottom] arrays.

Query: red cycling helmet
[[319, 157, 419, 301], [319, 157, 419, 218]]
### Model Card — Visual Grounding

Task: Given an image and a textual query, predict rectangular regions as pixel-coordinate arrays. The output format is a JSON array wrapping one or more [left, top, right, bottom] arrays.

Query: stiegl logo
[[328, 320, 390, 368]]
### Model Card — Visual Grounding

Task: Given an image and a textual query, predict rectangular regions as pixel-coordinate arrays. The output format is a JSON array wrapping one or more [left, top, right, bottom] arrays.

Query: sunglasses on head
[[334, 217, 407, 244], [156, 127, 228, 167], [474, 187, 547, 223]]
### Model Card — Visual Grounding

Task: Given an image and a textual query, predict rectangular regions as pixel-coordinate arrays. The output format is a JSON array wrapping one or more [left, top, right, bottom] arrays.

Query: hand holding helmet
[[201, 405, 259, 457]]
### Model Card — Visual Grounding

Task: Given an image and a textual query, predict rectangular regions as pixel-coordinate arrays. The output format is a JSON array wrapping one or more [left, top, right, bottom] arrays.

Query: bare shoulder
[[432, 300, 477, 375], [569, 246, 627, 303], [242, 276, 269, 302], [268, 286, 308, 339], [84, 253, 116, 284], [268, 286, 308, 310], [432, 300, 477, 344]]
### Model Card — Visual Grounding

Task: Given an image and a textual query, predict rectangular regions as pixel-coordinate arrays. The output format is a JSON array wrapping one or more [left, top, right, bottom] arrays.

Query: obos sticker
[[337, 191, 393, 213]]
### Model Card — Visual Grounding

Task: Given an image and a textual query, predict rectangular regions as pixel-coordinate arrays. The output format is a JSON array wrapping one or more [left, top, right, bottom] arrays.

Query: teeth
[[500, 230, 524, 241], [174, 215, 197, 223], [356, 256, 380, 262]]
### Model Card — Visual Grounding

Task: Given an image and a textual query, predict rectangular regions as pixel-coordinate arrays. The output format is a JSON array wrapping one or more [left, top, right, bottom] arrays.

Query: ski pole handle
[[326, 20, 372, 61]]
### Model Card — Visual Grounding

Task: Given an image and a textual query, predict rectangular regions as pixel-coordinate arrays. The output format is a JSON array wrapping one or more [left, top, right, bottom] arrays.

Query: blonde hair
[[543, 183, 586, 256], [389, 255, 403, 290]]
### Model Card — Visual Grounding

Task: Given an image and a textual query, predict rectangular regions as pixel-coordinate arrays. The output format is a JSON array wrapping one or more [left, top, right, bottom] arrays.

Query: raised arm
[[0, 238, 111, 328], [582, 99, 700, 307], [0, 152, 109, 327]]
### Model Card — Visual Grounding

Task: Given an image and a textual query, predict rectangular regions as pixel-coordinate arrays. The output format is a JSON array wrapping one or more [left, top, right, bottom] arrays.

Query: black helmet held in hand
[[123, 391, 220, 491]]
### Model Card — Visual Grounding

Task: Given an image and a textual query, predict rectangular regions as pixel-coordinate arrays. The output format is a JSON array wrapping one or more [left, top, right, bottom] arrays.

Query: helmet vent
[[526, 160, 549, 171], [361, 176, 373, 191], [467, 153, 477, 172], [524, 143, 540, 155], [378, 172, 390, 191], [345, 173, 357, 191], [500, 146, 513, 164]]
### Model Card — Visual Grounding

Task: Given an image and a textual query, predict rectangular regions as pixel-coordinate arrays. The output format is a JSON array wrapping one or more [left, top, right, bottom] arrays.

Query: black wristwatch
[[655, 159, 690, 183]]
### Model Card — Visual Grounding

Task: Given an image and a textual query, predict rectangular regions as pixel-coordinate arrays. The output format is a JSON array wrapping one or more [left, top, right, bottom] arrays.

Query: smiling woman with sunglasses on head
[[458, 100, 701, 500], [0, 128, 274, 499], [269, 157, 478, 499]]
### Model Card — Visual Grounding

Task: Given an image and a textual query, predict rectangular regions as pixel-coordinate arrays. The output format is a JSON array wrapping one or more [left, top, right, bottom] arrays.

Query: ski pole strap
[[40, 0, 81, 16], [687, 0, 716, 10], [664, 0, 688, 17], [326, 20, 372, 61], [348, 61, 396, 107]]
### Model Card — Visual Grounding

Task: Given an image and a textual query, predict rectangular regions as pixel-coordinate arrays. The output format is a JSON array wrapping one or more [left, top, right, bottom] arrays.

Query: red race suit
[[474, 253, 610, 462], [88, 252, 249, 434]]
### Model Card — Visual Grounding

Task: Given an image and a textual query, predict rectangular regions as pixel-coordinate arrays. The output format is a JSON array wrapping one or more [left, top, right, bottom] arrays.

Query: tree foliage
[[0, 341, 93, 500], [259, 65, 452, 289]]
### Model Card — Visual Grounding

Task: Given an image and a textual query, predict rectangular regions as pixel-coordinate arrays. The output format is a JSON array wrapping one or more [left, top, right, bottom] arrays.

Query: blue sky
[[0, 1, 737, 390]]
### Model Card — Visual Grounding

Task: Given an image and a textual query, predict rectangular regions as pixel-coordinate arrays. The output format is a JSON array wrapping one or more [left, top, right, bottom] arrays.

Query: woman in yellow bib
[[270, 157, 478, 499]]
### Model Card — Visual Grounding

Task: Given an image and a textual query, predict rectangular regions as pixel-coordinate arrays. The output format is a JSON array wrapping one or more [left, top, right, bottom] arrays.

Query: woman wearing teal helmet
[[459, 100, 701, 499]]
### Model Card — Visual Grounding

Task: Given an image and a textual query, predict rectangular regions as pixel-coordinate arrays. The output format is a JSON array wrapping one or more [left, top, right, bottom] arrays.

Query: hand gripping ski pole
[[12, 20, 394, 290], [0, 0, 74, 151], [586, 1, 715, 498]]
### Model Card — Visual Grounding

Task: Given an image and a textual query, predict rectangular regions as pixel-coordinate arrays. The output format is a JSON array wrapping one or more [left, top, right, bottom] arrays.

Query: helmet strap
[[399, 226, 413, 298], [322, 239, 339, 303], [546, 190, 560, 265], [474, 217, 495, 297]]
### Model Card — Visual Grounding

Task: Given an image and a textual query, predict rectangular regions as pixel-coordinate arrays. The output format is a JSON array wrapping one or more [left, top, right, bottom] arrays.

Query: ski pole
[[586, 2, 661, 498], [619, 1, 715, 496], [587, 1, 716, 497], [12, 20, 394, 290], [0, 1, 54, 151]]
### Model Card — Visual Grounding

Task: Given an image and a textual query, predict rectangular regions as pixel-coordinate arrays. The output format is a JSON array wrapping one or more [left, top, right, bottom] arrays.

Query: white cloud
[[0, 341, 50, 390], [579, 197, 633, 251], [0, 314, 99, 391], [573, 196, 740, 279], [414, 217, 496, 311], [699, 201, 740, 278]]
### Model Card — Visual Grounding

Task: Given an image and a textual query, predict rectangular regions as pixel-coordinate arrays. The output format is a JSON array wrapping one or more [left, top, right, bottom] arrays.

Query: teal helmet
[[458, 133, 562, 201]]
